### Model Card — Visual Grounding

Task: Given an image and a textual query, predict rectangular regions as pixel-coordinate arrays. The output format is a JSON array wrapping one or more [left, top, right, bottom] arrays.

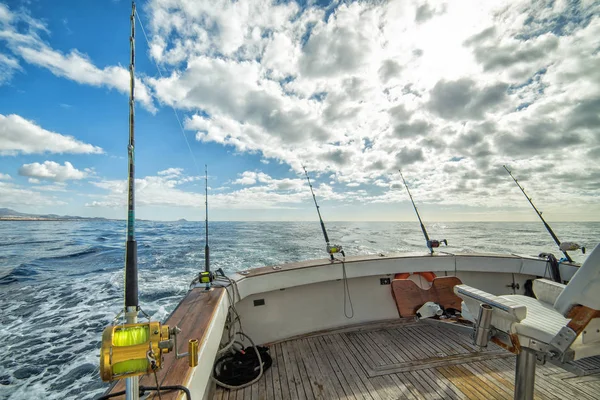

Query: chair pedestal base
[[515, 348, 537, 400]]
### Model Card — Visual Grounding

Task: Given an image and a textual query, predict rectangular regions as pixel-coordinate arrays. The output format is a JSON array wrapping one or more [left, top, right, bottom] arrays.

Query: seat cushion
[[502, 294, 569, 344]]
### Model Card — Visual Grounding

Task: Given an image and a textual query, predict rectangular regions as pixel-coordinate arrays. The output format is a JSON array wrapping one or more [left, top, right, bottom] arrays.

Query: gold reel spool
[[100, 322, 170, 381]]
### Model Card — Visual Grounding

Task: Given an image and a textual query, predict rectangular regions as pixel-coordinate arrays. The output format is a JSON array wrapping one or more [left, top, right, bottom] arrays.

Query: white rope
[[135, 10, 203, 176]]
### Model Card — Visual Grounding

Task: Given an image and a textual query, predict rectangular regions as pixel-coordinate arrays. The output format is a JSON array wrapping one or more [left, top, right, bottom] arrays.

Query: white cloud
[[142, 0, 600, 215], [232, 171, 269, 185], [18, 161, 87, 182], [0, 172, 11, 180], [88, 169, 347, 210], [0, 4, 155, 111], [157, 167, 183, 177], [0, 114, 103, 155], [2, 0, 599, 219], [0, 53, 21, 84], [36, 182, 68, 192], [17, 46, 156, 112], [0, 181, 66, 207]]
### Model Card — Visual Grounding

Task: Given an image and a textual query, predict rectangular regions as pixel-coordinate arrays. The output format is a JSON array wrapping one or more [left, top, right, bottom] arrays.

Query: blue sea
[[0, 220, 597, 400]]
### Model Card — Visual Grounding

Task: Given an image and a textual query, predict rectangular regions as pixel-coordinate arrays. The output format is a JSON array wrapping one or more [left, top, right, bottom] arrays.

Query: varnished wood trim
[[566, 305, 600, 335]]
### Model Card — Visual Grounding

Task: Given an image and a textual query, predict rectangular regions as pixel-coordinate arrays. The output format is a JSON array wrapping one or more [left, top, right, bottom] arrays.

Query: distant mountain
[[0, 208, 109, 221], [0, 208, 27, 216]]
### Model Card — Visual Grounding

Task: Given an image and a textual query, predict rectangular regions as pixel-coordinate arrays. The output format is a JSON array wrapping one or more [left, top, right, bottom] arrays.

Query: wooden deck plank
[[396, 372, 428, 400], [258, 360, 267, 400], [363, 330, 397, 366], [413, 368, 459, 400], [320, 334, 374, 400], [251, 378, 259, 400], [458, 363, 509, 400], [330, 333, 384, 400], [269, 342, 283, 400], [381, 327, 419, 361], [306, 336, 348, 399], [406, 370, 440, 400], [437, 365, 487, 400], [290, 339, 315, 400], [241, 385, 250, 400], [417, 325, 467, 357], [369, 375, 402, 400], [275, 342, 292, 400], [370, 329, 405, 365], [448, 364, 504, 400], [387, 372, 420, 400], [421, 367, 467, 400], [294, 338, 335, 400], [463, 362, 514, 399], [280, 341, 301, 400], [403, 326, 443, 361], [344, 331, 382, 367], [287, 339, 311, 400], [313, 335, 356, 400]]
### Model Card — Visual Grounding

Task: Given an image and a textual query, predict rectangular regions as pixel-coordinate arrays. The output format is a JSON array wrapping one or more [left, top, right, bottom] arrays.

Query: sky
[[0, 0, 598, 222]]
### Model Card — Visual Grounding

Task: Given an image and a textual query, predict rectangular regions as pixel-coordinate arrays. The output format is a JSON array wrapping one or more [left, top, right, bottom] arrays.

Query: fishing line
[[135, 10, 203, 177]]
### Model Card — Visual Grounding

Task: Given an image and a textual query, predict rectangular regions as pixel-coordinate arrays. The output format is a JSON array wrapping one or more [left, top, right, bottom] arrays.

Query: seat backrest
[[554, 243, 600, 315]]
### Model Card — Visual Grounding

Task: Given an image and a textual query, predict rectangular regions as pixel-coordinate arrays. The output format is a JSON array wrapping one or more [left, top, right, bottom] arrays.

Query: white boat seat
[[455, 243, 600, 362], [500, 294, 568, 345]]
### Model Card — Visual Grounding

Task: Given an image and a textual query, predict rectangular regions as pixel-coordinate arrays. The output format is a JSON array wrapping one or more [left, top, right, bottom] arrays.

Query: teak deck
[[214, 320, 600, 400]]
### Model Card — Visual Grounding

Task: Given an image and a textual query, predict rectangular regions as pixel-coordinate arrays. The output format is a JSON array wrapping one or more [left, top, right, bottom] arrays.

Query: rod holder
[[474, 304, 493, 347], [188, 339, 198, 367]]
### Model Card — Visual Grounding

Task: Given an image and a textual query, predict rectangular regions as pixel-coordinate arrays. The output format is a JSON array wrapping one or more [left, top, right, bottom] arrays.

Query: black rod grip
[[125, 239, 138, 308], [205, 245, 210, 273]]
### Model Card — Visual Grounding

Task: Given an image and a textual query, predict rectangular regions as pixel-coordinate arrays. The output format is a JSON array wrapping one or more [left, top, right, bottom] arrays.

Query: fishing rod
[[302, 166, 344, 261], [503, 165, 585, 263], [205, 165, 209, 275], [99, 4, 200, 396], [194, 165, 214, 289], [123, 2, 140, 397], [399, 171, 447, 254], [124, 0, 138, 328]]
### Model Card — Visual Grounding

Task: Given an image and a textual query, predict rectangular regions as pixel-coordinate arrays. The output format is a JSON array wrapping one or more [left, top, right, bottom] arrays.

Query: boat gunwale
[[234, 251, 578, 278]]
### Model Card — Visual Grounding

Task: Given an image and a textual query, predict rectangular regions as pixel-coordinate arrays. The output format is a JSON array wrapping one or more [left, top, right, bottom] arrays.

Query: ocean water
[[0, 220, 597, 400]]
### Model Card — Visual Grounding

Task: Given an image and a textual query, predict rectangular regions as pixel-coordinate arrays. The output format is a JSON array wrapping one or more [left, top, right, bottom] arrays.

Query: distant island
[[0, 208, 109, 221]]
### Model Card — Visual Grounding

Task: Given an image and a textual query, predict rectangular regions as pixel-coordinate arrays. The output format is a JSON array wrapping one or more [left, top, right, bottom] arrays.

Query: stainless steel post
[[125, 306, 139, 400], [474, 304, 493, 347], [514, 348, 536, 400]]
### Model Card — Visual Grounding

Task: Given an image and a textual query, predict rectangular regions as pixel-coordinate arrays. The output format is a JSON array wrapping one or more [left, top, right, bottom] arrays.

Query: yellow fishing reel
[[327, 244, 345, 258], [100, 322, 170, 381], [100, 322, 199, 382]]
